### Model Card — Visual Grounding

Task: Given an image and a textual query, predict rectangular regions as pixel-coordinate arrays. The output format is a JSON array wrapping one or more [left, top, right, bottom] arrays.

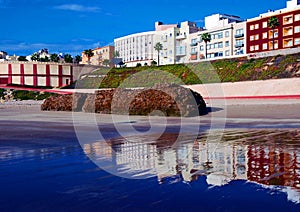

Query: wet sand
[[0, 99, 300, 131]]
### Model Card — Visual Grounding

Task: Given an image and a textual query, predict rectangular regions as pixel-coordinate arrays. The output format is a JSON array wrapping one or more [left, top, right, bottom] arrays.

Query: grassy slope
[[76, 53, 300, 89]]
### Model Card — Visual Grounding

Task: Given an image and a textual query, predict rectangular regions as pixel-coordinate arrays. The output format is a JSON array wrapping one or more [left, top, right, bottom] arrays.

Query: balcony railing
[[176, 34, 187, 40], [234, 33, 244, 38], [190, 42, 198, 46], [235, 43, 244, 48], [176, 46, 186, 56]]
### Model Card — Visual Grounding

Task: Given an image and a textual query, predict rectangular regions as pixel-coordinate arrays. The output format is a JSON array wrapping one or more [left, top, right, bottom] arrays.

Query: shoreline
[[0, 100, 299, 126]]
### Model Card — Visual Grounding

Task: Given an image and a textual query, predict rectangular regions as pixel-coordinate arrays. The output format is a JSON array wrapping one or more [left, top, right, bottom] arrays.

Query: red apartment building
[[247, 6, 300, 54]]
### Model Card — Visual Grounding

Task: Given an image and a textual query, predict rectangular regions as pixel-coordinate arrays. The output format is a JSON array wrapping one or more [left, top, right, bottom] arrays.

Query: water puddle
[[84, 129, 300, 204]]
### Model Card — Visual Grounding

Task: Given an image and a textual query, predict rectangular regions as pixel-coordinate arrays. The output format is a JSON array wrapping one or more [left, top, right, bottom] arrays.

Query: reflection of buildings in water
[[83, 131, 300, 203], [248, 145, 300, 188], [83, 134, 249, 183], [0, 146, 78, 161]]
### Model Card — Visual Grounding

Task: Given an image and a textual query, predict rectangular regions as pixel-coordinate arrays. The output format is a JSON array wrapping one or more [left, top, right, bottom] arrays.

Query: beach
[[1, 99, 300, 123], [1, 99, 300, 211]]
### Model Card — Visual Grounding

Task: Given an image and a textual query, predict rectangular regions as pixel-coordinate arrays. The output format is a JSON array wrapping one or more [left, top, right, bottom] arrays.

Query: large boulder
[[41, 84, 207, 116]]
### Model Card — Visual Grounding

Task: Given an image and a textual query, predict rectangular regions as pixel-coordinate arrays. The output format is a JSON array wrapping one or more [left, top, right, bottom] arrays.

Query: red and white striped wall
[[0, 62, 73, 87]]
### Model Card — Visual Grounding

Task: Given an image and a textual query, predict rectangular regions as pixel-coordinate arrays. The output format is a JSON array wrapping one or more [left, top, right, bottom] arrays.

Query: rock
[[41, 84, 207, 116]]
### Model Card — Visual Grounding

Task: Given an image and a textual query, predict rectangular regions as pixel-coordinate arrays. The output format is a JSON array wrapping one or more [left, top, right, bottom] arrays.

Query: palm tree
[[64, 54, 73, 63], [75, 55, 82, 64], [17, 56, 28, 61], [84, 49, 94, 64], [268, 16, 280, 50], [154, 42, 163, 66], [102, 59, 110, 67], [50, 53, 59, 62], [31, 53, 40, 62], [113, 51, 120, 58], [201, 33, 211, 59]]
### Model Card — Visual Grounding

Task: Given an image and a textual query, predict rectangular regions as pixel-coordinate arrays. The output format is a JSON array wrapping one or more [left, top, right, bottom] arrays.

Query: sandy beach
[[1, 99, 300, 120], [0, 99, 299, 131]]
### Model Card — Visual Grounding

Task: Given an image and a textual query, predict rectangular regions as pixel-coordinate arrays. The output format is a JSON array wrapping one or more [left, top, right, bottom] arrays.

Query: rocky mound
[[41, 84, 207, 116]]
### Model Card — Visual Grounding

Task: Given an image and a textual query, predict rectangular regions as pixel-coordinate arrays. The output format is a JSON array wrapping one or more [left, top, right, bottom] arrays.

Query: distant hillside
[[76, 53, 300, 89]]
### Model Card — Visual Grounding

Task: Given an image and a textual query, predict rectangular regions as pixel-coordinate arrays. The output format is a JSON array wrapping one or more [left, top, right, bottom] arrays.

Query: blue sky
[[0, 0, 287, 56]]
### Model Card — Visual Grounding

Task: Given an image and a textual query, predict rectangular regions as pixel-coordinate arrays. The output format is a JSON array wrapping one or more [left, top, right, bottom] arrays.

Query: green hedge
[[75, 53, 300, 89]]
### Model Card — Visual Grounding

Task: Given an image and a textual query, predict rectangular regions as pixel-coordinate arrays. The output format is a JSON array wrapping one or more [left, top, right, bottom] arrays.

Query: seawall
[[186, 78, 300, 99]]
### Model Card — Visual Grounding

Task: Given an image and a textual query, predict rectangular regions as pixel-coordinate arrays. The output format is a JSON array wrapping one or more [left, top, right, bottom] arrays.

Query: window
[[250, 35, 254, 41], [225, 31, 230, 37], [218, 42, 223, 48], [269, 29, 278, 38], [255, 34, 259, 40], [269, 40, 278, 49], [212, 32, 223, 39], [200, 45, 204, 51], [262, 32, 268, 39], [295, 14, 300, 21], [295, 26, 300, 33], [263, 21, 268, 28], [263, 43, 268, 50], [218, 32, 223, 39], [283, 26, 293, 36], [236, 39, 244, 46], [250, 45, 255, 51], [236, 29, 244, 35], [225, 50, 230, 56], [283, 38, 293, 47], [283, 15, 293, 25], [255, 45, 259, 50], [255, 24, 259, 29], [216, 52, 223, 57], [225, 41, 229, 47], [295, 38, 300, 45], [250, 25, 254, 30], [191, 47, 197, 53]]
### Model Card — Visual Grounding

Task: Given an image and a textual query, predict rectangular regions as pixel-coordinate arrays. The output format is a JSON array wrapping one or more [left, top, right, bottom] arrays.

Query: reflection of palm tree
[[203, 140, 213, 169], [268, 16, 280, 50]]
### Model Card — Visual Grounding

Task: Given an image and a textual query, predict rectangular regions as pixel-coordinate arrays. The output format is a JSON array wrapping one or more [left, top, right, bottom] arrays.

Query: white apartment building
[[114, 31, 155, 67], [187, 14, 245, 62], [233, 22, 246, 56], [114, 14, 245, 66], [153, 22, 179, 65], [114, 21, 201, 67], [154, 21, 201, 65]]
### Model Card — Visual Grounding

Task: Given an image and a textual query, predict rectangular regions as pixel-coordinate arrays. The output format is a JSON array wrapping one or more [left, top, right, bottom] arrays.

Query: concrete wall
[[186, 78, 300, 98]]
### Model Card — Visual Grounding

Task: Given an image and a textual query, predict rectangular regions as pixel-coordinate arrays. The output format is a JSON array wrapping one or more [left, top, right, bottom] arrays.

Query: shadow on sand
[[206, 107, 224, 114]]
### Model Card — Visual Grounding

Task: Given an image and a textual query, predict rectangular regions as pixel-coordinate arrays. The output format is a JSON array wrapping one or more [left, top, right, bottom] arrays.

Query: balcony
[[176, 46, 186, 56], [235, 43, 244, 48], [190, 42, 198, 46], [234, 33, 244, 38], [176, 34, 187, 40]]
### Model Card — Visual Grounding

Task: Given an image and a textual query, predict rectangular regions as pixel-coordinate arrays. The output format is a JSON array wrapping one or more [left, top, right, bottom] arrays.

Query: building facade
[[82, 46, 115, 66], [112, 0, 300, 65], [247, 0, 300, 54], [114, 31, 155, 67], [154, 21, 202, 65], [187, 14, 245, 62], [0, 62, 73, 87], [114, 21, 202, 67]]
